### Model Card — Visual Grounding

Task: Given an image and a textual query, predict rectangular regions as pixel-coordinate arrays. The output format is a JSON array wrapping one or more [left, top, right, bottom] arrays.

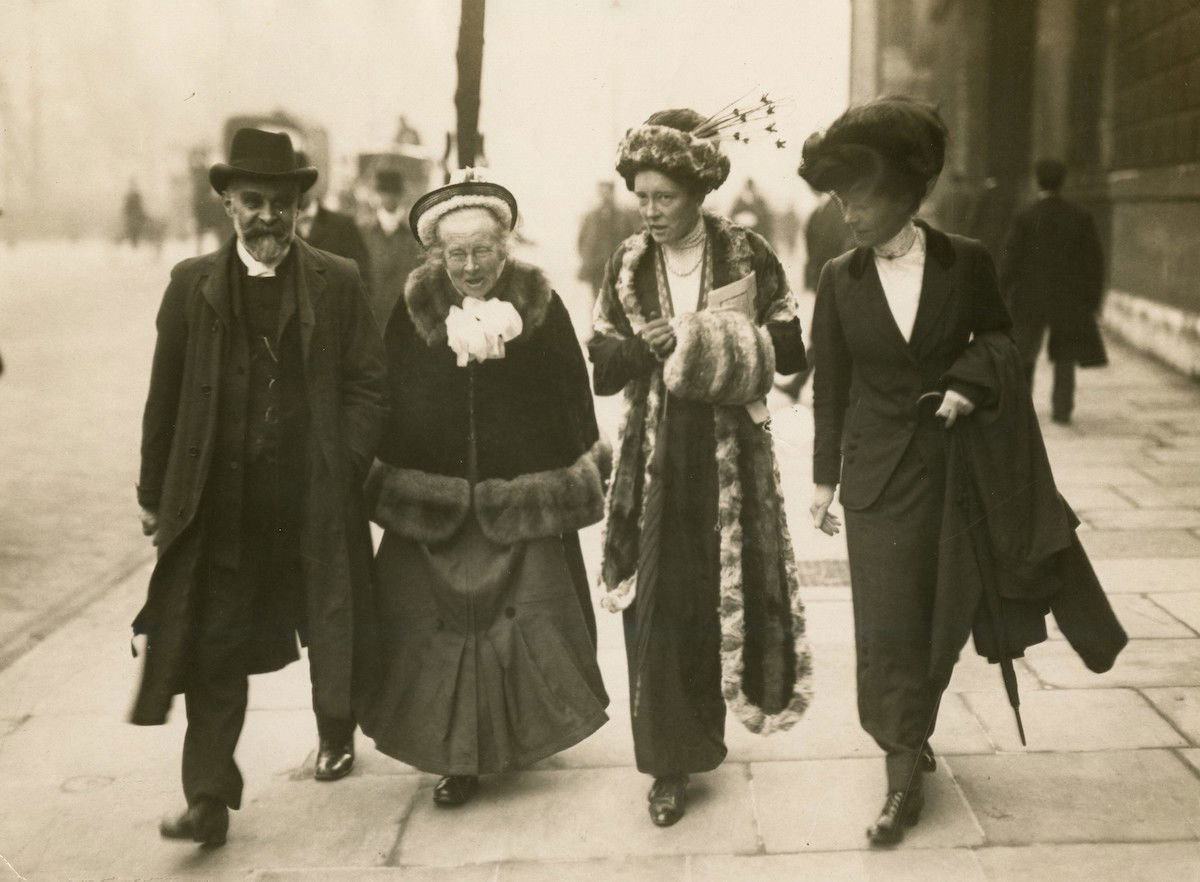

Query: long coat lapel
[[294, 239, 326, 363], [907, 222, 957, 356], [848, 246, 915, 364], [200, 238, 237, 328]]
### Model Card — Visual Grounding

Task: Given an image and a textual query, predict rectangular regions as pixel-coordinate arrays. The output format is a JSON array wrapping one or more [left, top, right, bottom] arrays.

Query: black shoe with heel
[[159, 797, 229, 847], [432, 775, 479, 807], [866, 788, 924, 847], [647, 774, 688, 827]]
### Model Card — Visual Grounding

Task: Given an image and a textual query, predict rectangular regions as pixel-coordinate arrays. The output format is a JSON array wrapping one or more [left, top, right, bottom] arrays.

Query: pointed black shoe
[[314, 738, 355, 781], [647, 775, 688, 827], [159, 797, 228, 847], [433, 775, 479, 807], [866, 788, 924, 847]]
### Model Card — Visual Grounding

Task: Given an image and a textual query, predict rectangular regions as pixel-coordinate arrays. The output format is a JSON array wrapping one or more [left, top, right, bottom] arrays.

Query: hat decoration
[[616, 93, 789, 194], [209, 128, 318, 194], [409, 167, 518, 247]]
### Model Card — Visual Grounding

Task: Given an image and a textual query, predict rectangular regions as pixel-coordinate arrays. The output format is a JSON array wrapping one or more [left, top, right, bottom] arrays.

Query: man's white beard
[[237, 219, 294, 266]]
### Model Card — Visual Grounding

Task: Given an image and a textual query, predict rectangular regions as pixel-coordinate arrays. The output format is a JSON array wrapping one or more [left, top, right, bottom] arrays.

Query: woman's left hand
[[935, 389, 975, 428]]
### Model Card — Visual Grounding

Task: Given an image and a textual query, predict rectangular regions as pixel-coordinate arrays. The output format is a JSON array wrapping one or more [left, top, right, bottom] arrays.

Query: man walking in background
[[294, 150, 372, 286], [361, 167, 425, 328], [1000, 158, 1107, 425]]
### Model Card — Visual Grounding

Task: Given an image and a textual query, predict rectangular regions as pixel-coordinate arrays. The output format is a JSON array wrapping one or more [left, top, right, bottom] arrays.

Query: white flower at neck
[[445, 297, 524, 367]]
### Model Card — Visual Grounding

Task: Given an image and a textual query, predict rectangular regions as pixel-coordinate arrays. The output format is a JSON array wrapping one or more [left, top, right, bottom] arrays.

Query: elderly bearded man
[[131, 128, 387, 846]]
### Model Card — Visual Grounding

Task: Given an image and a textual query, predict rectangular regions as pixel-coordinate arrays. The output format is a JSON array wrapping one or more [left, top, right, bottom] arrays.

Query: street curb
[[0, 546, 153, 672]]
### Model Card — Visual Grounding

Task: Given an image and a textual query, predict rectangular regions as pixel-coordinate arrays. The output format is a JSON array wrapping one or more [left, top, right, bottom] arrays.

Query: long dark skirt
[[844, 424, 947, 791], [361, 517, 609, 776], [626, 396, 727, 777]]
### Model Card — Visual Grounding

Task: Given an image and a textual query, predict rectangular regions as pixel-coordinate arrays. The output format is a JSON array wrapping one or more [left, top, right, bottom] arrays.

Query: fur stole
[[367, 440, 611, 546], [404, 257, 552, 347], [597, 212, 812, 735]]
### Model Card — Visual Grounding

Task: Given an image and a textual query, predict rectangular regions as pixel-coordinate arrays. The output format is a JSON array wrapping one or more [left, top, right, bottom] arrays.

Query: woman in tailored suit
[[801, 98, 1012, 846]]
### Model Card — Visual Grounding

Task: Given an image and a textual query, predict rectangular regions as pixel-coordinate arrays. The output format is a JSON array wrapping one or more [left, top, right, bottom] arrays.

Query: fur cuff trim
[[663, 311, 775, 405], [474, 441, 613, 544], [405, 258, 553, 347], [599, 572, 637, 613], [367, 461, 470, 543]]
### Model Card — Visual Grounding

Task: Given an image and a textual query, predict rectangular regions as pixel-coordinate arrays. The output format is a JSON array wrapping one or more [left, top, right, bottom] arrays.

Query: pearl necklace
[[662, 220, 706, 277]]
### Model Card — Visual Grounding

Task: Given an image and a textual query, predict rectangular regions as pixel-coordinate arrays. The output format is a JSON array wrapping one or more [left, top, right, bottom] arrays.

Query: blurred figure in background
[[294, 151, 372, 285], [362, 168, 425, 329], [577, 180, 640, 308], [777, 202, 802, 258], [122, 180, 149, 249], [1000, 158, 1107, 425], [729, 177, 776, 247]]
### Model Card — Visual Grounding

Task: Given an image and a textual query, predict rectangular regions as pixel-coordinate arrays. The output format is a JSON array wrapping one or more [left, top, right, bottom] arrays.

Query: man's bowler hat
[[210, 128, 318, 194]]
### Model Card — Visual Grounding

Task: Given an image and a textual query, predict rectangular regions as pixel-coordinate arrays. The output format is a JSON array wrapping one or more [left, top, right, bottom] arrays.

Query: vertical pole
[[454, 0, 486, 169]]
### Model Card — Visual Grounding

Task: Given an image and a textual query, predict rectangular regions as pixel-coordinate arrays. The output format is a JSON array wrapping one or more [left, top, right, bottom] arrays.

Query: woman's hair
[[615, 108, 730, 197], [798, 96, 948, 212]]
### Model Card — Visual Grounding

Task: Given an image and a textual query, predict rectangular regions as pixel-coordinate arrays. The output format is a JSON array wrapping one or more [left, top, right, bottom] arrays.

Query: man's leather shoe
[[432, 775, 478, 807], [315, 738, 355, 781], [867, 788, 924, 847], [647, 775, 688, 827], [159, 797, 228, 847]]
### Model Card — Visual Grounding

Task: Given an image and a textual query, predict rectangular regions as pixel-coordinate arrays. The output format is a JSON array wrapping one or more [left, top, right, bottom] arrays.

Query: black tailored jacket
[[812, 222, 1012, 511]]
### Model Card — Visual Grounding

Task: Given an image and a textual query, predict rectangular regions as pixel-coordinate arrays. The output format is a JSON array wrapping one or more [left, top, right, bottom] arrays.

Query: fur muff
[[404, 257, 552, 347], [366, 461, 471, 544], [663, 311, 776, 405], [475, 440, 613, 544]]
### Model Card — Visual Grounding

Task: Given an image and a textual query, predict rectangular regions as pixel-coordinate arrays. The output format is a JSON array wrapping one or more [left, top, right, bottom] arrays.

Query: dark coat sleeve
[[336, 266, 389, 480], [138, 270, 189, 509], [587, 249, 657, 396], [811, 261, 851, 487], [947, 245, 1014, 406]]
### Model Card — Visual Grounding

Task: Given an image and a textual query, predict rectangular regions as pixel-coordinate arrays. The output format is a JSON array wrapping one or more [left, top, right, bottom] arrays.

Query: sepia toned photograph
[[1, 1, 1198, 879]]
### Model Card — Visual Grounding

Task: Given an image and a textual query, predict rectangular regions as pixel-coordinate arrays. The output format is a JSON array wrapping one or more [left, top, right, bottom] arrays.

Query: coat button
[[176, 506, 185, 518], [188, 445, 199, 457], [230, 461, 240, 471], [211, 321, 219, 333], [200, 384, 212, 396], [505, 607, 516, 619]]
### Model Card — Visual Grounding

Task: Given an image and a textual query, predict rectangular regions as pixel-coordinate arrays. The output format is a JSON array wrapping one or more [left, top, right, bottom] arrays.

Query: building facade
[[849, 0, 1200, 377]]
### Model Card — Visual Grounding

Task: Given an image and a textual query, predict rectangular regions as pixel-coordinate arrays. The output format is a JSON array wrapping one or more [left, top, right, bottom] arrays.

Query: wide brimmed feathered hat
[[616, 108, 731, 195], [797, 97, 947, 197], [209, 128, 318, 194], [409, 168, 518, 247]]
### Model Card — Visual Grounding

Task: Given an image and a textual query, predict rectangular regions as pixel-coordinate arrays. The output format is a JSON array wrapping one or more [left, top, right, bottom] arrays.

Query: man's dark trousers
[[1012, 321, 1075, 421]]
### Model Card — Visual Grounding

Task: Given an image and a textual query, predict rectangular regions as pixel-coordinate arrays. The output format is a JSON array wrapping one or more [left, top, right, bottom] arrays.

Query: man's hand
[[935, 389, 975, 428], [640, 317, 677, 359], [810, 483, 841, 536], [140, 506, 159, 539]]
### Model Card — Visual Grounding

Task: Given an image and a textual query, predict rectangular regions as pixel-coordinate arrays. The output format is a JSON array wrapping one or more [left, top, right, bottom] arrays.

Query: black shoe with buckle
[[867, 788, 924, 847], [647, 774, 689, 827], [433, 775, 479, 807], [159, 797, 229, 847], [314, 737, 355, 782]]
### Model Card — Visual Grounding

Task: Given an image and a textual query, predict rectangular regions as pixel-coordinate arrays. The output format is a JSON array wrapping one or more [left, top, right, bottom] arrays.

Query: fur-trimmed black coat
[[365, 259, 609, 546]]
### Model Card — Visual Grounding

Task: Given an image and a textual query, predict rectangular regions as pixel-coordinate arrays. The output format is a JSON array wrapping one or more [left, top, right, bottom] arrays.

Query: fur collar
[[613, 212, 754, 331], [404, 258, 553, 346], [848, 219, 956, 280]]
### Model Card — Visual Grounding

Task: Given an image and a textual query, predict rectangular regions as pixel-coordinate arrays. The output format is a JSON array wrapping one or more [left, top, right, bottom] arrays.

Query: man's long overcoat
[[130, 237, 388, 726]]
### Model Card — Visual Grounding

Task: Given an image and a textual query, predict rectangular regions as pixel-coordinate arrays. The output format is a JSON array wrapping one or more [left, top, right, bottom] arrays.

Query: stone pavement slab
[[949, 750, 1200, 845], [1082, 507, 1200, 530], [749, 758, 984, 852], [1138, 464, 1200, 485], [1183, 748, 1200, 776], [1023, 638, 1200, 688], [975, 842, 1200, 882], [960, 687, 1187, 752], [1142, 687, 1200, 743], [498, 856, 688, 881], [1078, 529, 1200, 558], [257, 868, 499, 882], [1151, 591, 1200, 633], [393, 766, 758, 867], [1047, 593, 1196, 639], [1090, 558, 1200, 593], [691, 849, 986, 881], [1110, 483, 1200, 508], [1052, 465, 1153, 486]]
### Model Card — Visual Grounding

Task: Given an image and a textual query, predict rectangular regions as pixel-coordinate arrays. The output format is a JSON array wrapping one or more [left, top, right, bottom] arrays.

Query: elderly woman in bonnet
[[589, 109, 813, 827], [358, 172, 610, 807], [800, 98, 1013, 846]]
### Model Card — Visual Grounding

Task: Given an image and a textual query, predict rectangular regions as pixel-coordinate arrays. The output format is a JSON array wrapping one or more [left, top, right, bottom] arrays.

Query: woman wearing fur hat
[[358, 173, 610, 807], [589, 109, 813, 827], [800, 98, 1012, 845]]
